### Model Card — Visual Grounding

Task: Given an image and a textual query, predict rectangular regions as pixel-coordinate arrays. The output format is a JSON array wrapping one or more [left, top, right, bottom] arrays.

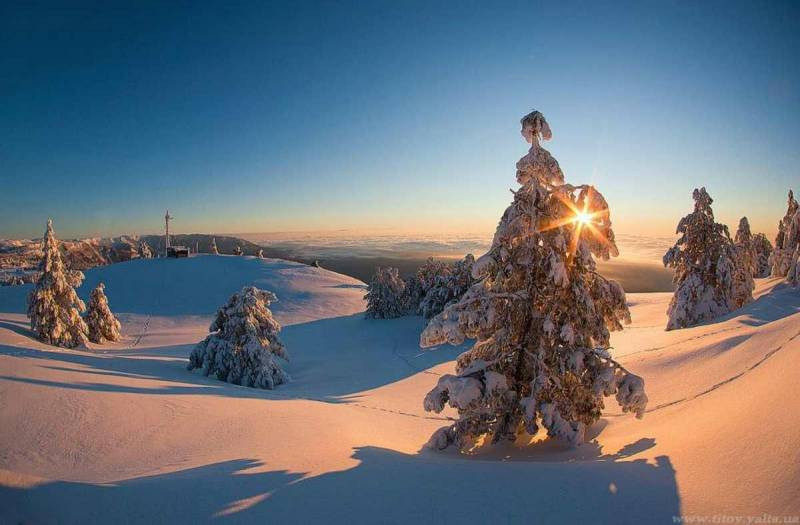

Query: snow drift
[[0, 255, 799, 523]]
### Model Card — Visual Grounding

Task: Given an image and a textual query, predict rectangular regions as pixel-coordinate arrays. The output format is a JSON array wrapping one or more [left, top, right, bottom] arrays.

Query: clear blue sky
[[2, 1, 798, 240]]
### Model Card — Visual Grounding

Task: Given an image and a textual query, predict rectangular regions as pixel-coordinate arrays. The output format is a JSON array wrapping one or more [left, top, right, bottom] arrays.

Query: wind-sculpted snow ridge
[[419, 110, 647, 450], [188, 286, 288, 389]]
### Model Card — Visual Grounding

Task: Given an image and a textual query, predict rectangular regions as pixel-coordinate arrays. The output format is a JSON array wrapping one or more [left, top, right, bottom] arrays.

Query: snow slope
[[0, 255, 798, 523]]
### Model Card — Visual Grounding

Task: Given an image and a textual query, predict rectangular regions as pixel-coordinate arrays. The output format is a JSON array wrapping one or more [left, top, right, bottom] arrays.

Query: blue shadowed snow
[[0, 255, 365, 317]]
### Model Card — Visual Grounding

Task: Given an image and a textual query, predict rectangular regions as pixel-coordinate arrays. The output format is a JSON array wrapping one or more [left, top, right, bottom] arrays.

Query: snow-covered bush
[[210, 237, 219, 255], [139, 241, 153, 259], [403, 258, 451, 312], [663, 188, 746, 329], [420, 111, 646, 450], [188, 286, 288, 389], [233, 245, 243, 256], [27, 219, 89, 348], [364, 267, 408, 319], [418, 254, 475, 319], [85, 282, 121, 343], [752, 232, 773, 278], [731, 217, 755, 309], [770, 190, 800, 283], [257, 249, 264, 259]]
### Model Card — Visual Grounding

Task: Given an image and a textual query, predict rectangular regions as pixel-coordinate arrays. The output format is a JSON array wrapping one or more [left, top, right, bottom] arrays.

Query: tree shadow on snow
[[685, 281, 800, 330], [0, 444, 681, 525], [0, 313, 465, 403]]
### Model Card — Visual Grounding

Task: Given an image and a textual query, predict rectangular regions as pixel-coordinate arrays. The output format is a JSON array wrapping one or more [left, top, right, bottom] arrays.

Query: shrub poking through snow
[[85, 282, 121, 343], [210, 237, 219, 255], [27, 219, 89, 348], [663, 188, 745, 329], [420, 111, 646, 451], [731, 217, 755, 308], [365, 267, 408, 319], [770, 190, 800, 283], [418, 254, 475, 319], [752, 233, 773, 278], [188, 286, 288, 389]]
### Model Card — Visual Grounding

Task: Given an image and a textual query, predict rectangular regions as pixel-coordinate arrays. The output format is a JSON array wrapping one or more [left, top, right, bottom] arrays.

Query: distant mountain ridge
[[0, 234, 266, 285]]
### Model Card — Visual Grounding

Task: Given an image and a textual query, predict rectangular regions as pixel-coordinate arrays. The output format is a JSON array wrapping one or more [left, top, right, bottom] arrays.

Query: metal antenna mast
[[164, 210, 173, 256]]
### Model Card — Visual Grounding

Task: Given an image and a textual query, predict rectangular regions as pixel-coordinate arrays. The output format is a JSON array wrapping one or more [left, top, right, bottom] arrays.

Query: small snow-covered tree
[[139, 241, 153, 259], [752, 232, 773, 278], [420, 111, 647, 450], [731, 217, 755, 309], [188, 286, 288, 389], [27, 219, 89, 348], [234, 245, 243, 256], [210, 237, 219, 255], [404, 258, 453, 314], [85, 282, 121, 343], [256, 249, 264, 259], [419, 254, 475, 319], [364, 267, 408, 319], [663, 188, 744, 329], [770, 190, 800, 283]]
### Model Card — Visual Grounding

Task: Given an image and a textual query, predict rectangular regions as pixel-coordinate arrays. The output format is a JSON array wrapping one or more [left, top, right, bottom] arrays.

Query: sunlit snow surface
[[1, 255, 799, 523]]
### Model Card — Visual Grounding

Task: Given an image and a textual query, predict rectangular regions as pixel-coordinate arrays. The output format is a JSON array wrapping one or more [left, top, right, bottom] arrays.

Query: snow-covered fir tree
[[752, 232, 773, 278], [731, 217, 755, 309], [404, 258, 454, 314], [420, 111, 647, 450], [663, 188, 744, 329], [210, 237, 219, 255], [27, 219, 89, 348], [234, 245, 243, 256], [139, 241, 153, 259], [364, 267, 408, 319], [188, 286, 288, 389], [418, 254, 475, 319], [85, 282, 121, 343], [770, 190, 800, 282]]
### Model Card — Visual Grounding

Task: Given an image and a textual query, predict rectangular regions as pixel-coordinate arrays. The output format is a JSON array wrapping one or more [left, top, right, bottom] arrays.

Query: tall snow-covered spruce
[[27, 219, 89, 348], [85, 282, 121, 343], [420, 111, 647, 450], [364, 267, 408, 319], [188, 286, 288, 389], [663, 188, 745, 330], [770, 190, 800, 283]]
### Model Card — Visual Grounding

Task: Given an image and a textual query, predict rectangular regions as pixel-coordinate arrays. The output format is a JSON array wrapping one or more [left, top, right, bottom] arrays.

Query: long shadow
[[687, 282, 800, 330], [0, 319, 36, 340], [0, 444, 681, 524], [0, 313, 464, 403]]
